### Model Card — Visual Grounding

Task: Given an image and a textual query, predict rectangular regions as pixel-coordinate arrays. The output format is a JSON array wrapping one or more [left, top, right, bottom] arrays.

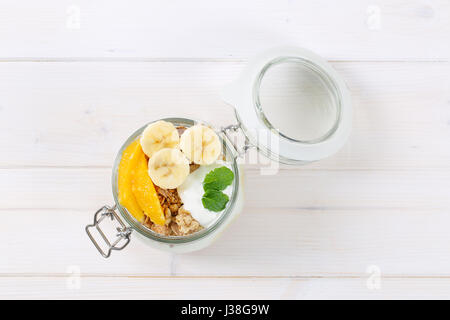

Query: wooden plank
[[0, 61, 449, 169], [1, 168, 449, 210], [1, 277, 450, 299], [2, 208, 450, 276], [0, 0, 448, 60]]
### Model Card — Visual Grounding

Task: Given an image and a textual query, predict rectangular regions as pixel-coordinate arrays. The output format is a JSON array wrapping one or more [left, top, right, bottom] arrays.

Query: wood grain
[[2, 208, 450, 276], [0, 0, 448, 60], [1, 168, 449, 210], [1, 0, 449, 299], [1, 277, 450, 299], [0, 61, 448, 169]]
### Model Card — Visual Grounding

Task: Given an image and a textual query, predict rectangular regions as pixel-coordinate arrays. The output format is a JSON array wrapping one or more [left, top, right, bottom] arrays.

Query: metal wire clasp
[[85, 205, 132, 258], [221, 124, 253, 157]]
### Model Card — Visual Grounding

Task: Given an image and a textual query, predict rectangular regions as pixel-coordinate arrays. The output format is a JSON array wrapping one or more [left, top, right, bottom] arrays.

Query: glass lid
[[222, 47, 352, 164]]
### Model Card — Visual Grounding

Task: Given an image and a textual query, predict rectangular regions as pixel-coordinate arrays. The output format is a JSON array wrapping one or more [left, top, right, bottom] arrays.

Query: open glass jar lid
[[222, 47, 352, 164]]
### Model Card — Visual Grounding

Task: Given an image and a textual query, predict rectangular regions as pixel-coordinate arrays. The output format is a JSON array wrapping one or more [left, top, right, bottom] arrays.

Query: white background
[[0, 0, 449, 299]]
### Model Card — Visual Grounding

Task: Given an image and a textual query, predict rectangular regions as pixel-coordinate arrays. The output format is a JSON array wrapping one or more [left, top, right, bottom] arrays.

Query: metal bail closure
[[221, 124, 253, 158], [85, 205, 132, 258]]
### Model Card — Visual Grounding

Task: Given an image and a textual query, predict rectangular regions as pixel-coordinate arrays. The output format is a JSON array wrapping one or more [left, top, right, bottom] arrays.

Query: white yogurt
[[177, 161, 232, 228]]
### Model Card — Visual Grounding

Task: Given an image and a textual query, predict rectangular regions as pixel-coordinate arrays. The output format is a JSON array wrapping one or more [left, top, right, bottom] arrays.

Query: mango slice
[[132, 152, 166, 226], [118, 140, 145, 222]]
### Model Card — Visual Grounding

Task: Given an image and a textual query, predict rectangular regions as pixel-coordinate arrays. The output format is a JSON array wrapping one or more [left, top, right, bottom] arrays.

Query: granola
[[143, 184, 204, 236], [174, 206, 203, 235]]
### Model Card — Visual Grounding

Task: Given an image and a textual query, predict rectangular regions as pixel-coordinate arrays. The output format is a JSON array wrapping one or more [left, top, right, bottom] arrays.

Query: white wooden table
[[1, 0, 449, 299]]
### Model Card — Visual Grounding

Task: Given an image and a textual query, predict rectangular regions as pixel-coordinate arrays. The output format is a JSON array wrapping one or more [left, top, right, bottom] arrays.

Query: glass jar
[[222, 46, 352, 164], [86, 47, 351, 257]]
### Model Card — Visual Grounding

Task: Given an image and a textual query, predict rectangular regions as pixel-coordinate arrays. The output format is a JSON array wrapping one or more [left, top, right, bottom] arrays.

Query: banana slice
[[179, 125, 222, 165], [148, 148, 190, 189], [140, 120, 180, 158]]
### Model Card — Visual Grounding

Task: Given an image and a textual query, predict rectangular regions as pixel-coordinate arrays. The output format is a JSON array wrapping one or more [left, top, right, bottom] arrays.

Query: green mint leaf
[[202, 190, 229, 212], [203, 166, 234, 192]]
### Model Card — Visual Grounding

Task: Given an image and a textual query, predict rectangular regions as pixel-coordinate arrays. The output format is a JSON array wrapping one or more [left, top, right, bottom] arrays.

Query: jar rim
[[253, 56, 342, 144], [111, 117, 240, 244]]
